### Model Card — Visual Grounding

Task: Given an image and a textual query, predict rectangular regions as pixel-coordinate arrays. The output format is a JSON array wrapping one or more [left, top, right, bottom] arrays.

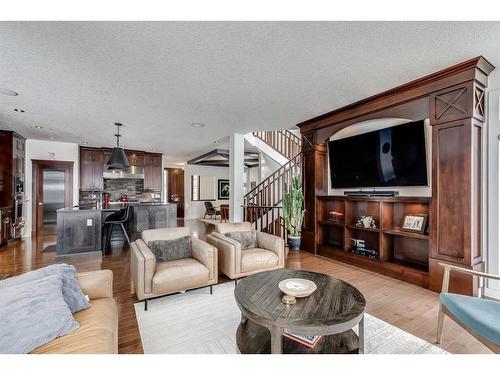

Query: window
[[191, 175, 200, 201]]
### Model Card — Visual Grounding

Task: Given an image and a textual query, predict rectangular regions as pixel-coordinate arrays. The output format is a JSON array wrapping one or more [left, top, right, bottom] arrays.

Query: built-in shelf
[[383, 228, 429, 240], [316, 195, 431, 288], [318, 220, 345, 227], [346, 225, 380, 233]]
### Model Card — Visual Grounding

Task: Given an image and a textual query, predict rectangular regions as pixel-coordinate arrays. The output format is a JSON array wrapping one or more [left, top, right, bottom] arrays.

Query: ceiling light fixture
[[81, 140, 88, 145], [105, 123, 130, 170], [214, 140, 220, 144], [190, 123, 205, 129], [14, 108, 25, 113], [33, 125, 43, 129], [0, 88, 18, 96]]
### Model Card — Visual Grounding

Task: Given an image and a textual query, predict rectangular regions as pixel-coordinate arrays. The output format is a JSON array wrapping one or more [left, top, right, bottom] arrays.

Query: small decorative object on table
[[282, 294, 296, 305], [279, 278, 317, 299], [401, 213, 428, 233], [328, 210, 344, 222], [356, 215, 377, 228], [283, 332, 322, 349]]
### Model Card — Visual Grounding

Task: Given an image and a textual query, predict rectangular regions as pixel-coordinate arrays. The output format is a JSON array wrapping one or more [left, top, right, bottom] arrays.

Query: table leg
[[358, 315, 365, 354], [270, 325, 284, 354]]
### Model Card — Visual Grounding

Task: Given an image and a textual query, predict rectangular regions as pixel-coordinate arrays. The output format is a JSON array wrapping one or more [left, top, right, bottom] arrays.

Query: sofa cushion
[[148, 235, 192, 262], [31, 298, 118, 354], [152, 258, 209, 295], [0, 274, 79, 354], [241, 248, 279, 273], [440, 293, 500, 345], [0, 264, 90, 313], [225, 230, 258, 250]]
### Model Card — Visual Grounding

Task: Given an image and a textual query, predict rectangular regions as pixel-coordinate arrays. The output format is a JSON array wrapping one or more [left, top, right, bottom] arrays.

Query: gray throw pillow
[[0, 264, 90, 314], [148, 235, 192, 262], [225, 230, 258, 250], [0, 274, 80, 354]]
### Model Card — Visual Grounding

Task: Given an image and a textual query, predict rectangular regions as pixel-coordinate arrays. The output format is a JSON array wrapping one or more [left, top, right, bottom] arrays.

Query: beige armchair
[[206, 222, 284, 281], [131, 227, 218, 310]]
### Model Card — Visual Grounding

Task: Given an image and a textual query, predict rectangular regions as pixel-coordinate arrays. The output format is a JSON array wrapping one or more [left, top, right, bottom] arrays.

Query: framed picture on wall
[[401, 213, 428, 234], [218, 179, 229, 200]]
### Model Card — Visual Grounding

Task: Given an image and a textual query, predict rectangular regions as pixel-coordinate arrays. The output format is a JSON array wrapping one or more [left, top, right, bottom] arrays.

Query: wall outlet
[[86, 219, 93, 226]]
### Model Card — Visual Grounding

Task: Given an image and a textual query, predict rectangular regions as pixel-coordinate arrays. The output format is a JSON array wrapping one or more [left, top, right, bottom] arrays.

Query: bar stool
[[103, 205, 131, 253]]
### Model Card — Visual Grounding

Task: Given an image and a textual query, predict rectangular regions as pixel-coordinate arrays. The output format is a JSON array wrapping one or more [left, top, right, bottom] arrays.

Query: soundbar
[[344, 190, 399, 197]]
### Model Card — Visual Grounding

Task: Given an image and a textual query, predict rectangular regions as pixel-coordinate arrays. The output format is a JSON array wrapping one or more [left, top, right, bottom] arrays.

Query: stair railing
[[252, 130, 302, 160]]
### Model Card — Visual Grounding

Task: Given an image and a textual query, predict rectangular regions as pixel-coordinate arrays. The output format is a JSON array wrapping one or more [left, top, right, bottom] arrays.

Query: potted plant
[[283, 174, 305, 251]]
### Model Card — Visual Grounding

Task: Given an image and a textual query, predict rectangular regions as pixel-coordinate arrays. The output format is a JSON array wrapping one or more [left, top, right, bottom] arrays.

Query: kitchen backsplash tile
[[80, 179, 145, 202]]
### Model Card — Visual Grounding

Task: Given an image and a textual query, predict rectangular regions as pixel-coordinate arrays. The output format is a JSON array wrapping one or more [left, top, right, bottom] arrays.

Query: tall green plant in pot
[[283, 173, 305, 251]]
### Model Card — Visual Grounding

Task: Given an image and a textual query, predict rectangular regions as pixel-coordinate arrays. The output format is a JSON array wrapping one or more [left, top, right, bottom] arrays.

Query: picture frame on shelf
[[401, 213, 428, 233], [218, 179, 229, 200]]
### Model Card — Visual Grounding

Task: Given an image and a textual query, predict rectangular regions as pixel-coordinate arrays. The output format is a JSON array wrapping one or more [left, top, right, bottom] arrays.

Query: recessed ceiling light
[[33, 125, 43, 129], [0, 88, 18, 96], [214, 140, 220, 144], [190, 123, 205, 129], [14, 108, 25, 113], [81, 140, 88, 145]]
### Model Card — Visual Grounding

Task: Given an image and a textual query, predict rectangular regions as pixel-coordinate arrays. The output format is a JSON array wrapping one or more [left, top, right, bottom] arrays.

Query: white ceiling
[[1, 22, 500, 163]]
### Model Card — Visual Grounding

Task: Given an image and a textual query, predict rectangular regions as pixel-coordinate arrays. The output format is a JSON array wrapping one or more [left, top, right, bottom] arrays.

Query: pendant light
[[106, 123, 130, 170]]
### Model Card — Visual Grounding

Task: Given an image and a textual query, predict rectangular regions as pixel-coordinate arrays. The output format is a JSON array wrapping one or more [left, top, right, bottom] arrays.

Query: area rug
[[134, 282, 447, 354]]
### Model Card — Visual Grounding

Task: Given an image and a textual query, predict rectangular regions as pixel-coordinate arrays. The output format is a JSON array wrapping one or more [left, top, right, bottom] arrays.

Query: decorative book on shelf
[[283, 332, 322, 349]]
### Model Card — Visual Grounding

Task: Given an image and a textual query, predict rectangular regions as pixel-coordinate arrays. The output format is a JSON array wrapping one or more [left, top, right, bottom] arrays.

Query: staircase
[[243, 130, 302, 242]]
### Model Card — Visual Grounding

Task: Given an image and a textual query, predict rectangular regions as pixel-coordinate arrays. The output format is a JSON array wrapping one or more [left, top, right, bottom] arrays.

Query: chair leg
[[105, 224, 113, 254], [436, 304, 445, 344], [210, 285, 213, 295], [144, 299, 148, 311], [234, 279, 238, 286], [120, 223, 131, 246]]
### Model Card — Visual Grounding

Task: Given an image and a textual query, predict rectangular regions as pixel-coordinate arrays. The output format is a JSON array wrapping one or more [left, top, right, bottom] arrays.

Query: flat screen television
[[328, 120, 428, 188]]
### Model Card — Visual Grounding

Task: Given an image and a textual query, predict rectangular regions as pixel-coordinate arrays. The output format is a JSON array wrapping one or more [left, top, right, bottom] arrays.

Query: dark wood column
[[428, 72, 493, 294], [301, 132, 327, 254]]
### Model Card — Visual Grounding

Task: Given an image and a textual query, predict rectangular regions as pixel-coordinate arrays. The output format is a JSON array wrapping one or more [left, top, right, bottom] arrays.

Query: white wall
[[486, 70, 500, 298], [24, 140, 79, 237], [327, 118, 432, 197], [184, 164, 229, 220], [260, 152, 281, 180]]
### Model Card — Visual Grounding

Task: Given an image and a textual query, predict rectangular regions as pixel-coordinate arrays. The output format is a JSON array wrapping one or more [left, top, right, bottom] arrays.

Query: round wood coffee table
[[234, 269, 366, 354]]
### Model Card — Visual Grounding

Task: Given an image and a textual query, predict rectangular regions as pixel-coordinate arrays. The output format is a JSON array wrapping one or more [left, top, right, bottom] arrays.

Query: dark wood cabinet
[[80, 147, 104, 191], [80, 147, 162, 192], [126, 151, 144, 167], [144, 153, 162, 191]]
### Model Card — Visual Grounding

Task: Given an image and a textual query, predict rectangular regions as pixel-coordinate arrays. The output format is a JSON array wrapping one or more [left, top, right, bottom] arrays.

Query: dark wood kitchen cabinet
[[144, 153, 162, 191], [80, 147, 104, 191], [126, 150, 144, 167]]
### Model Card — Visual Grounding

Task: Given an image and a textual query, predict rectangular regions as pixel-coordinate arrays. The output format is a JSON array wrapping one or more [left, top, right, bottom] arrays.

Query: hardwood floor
[[0, 219, 491, 354]]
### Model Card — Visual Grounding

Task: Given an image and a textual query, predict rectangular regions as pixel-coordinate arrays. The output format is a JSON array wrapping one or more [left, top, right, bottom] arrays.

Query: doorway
[[165, 168, 185, 217], [32, 160, 73, 236]]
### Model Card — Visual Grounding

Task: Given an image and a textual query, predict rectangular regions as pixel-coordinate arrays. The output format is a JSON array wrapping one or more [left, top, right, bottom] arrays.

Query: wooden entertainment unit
[[297, 57, 495, 295], [316, 195, 431, 288]]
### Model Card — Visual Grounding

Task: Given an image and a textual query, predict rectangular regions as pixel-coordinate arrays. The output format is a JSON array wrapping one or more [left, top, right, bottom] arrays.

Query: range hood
[[103, 166, 144, 180]]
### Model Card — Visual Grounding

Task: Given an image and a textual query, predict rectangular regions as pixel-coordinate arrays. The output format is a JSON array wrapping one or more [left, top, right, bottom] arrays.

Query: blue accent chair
[[436, 263, 500, 353]]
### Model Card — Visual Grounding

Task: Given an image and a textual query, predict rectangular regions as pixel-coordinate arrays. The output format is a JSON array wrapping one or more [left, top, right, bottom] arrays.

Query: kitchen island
[[56, 202, 177, 256]]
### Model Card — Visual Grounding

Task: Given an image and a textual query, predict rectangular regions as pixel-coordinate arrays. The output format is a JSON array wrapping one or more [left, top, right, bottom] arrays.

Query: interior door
[[167, 168, 184, 217]]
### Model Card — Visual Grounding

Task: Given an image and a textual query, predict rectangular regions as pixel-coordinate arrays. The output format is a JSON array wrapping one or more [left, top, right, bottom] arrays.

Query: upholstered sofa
[[31, 269, 118, 354], [206, 222, 284, 280], [130, 227, 218, 310]]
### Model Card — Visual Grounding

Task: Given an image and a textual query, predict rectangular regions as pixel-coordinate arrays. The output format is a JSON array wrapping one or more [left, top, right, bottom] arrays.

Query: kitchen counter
[[56, 203, 177, 256]]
